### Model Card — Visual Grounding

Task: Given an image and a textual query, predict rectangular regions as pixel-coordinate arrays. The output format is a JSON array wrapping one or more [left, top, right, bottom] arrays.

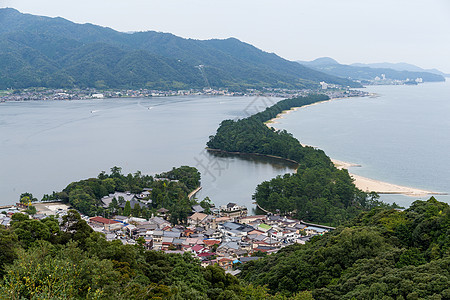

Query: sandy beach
[[265, 100, 443, 198], [265, 98, 335, 127], [331, 159, 441, 197]]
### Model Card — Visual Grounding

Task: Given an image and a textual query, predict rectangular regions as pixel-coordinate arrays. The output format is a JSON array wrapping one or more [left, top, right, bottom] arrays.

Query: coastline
[[332, 160, 444, 197], [265, 98, 445, 198], [206, 148, 299, 166], [264, 98, 337, 126]]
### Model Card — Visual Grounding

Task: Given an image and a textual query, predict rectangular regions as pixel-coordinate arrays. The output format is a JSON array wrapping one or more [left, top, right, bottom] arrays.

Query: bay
[[275, 81, 450, 207], [2, 81, 448, 211], [0, 95, 296, 210]]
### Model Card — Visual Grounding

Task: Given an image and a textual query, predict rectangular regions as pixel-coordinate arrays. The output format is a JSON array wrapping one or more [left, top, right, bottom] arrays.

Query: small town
[[0, 195, 333, 275], [0, 85, 369, 102]]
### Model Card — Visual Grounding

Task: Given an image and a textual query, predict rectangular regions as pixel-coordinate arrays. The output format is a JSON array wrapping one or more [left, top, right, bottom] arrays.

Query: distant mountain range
[[297, 57, 446, 83], [350, 62, 449, 77], [0, 8, 360, 91]]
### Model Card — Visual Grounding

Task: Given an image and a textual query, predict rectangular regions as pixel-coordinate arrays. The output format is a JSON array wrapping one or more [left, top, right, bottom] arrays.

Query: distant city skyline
[[2, 0, 450, 73]]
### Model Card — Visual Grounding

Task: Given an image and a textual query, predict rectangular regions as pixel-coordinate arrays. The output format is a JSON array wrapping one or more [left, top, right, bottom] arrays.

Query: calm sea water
[[0, 95, 295, 210], [2, 81, 448, 210], [276, 80, 450, 207]]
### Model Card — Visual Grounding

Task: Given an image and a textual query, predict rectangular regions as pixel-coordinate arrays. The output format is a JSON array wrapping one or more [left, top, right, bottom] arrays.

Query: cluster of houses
[[1, 200, 333, 272], [86, 202, 333, 272]]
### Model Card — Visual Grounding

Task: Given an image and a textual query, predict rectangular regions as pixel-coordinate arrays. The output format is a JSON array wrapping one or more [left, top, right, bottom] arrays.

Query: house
[[123, 224, 138, 236], [135, 190, 151, 200], [238, 215, 266, 225], [215, 216, 231, 224], [216, 241, 239, 254], [156, 208, 169, 218], [149, 217, 171, 229], [221, 203, 240, 212], [113, 215, 128, 223], [198, 252, 215, 259], [161, 237, 174, 250], [304, 225, 329, 236], [247, 229, 265, 236], [219, 222, 254, 237], [172, 238, 185, 250], [257, 223, 272, 232], [101, 191, 136, 208], [89, 216, 123, 231], [203, 239, 221, 249], [163, 231, 181, 239], [191, 244, 208, 254], [184, 229, 195, 237], [191, 205, 204, 213], [219, 203, 248, 218], [188, 212, 208, 225], [217, 258, 234, 270], [151, 230, 164, 247], [119, 200, 149, 210], [204, 228, 221, 239]]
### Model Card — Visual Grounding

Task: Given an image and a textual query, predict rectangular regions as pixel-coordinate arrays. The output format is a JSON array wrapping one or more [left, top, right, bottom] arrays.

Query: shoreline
[[334, 160, 444, 197], [188, 186, 203, 200], [206, 148, 299, 166], [264, 98, 337, 126], [265, 98, 445, 198]]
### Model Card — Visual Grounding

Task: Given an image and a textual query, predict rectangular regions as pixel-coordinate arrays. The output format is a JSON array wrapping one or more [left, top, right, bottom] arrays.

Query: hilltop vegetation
[[52, 166, 200, 224], [0, 8, 360, 91], [207, 94, 397, 225], [241, 197, 450, 299]]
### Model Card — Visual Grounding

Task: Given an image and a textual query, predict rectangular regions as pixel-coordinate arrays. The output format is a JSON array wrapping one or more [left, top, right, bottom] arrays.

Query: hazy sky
[[2, 0, 450, 72]]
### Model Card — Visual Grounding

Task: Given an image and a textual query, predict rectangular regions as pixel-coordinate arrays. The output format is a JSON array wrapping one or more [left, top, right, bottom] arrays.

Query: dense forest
[[207, 94, 398, 225], [50, 166, 200, 224], [241, 197, 450, 299], [0, 8, 360, 91]]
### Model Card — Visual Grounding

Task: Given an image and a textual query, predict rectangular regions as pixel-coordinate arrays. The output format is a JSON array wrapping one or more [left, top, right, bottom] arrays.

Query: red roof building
[[89, 216, 122, 231], [90, 216, 120, 225]]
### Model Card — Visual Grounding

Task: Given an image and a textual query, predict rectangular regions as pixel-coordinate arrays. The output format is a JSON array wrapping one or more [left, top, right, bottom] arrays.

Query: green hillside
[[0, 8, 360, 91]]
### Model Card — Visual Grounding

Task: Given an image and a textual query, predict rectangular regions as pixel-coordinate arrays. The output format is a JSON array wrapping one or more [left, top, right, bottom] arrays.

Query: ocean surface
[[0, 95, 295, 210], [275, 80, 450, 207], [1, 81, 448, 210]]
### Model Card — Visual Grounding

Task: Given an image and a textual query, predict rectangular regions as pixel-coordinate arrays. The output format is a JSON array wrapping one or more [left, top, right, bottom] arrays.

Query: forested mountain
[[298, 57, 445, 83], [0, 8, 360, 90]]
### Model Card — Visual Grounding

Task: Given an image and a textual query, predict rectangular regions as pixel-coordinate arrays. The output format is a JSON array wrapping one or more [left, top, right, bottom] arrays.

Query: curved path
[[188, 186, 202, 200]]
